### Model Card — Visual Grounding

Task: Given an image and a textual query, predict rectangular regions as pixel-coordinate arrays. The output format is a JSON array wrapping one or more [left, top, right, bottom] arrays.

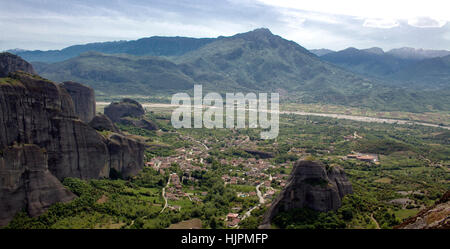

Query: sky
[[1, 0, 450, 51]]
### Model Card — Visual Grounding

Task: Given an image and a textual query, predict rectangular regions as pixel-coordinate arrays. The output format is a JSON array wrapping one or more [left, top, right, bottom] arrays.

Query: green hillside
[[12, 37, 214, 63], [35, 29, 449, 112], [391, 55, 450, 90], [36, 52, 196, 94]]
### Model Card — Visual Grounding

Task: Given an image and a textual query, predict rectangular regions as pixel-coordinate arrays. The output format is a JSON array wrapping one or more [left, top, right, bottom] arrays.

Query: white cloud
[[1, 0, 450, 51], [408, 17, 447, 28], [257, 0, 450, 29], [256, 0, 450, 20], [363, 19, 400, 29]]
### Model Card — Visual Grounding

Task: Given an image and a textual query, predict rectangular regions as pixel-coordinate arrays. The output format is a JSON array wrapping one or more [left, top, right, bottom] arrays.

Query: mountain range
[[317, 47, 450, 90], [7, 37, 214, 63], [9, 28, 450, 113], [311, 47, 450, 60]]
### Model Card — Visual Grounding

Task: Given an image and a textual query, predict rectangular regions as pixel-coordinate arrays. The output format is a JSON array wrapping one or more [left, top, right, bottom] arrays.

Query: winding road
[[160, 176, 170, 213], [239, 183, 265, 225], [256, 183, 265, 205]]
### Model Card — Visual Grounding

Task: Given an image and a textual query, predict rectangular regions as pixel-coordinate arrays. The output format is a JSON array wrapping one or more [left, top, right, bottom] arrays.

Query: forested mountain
[[9, 37, 214, 63], [34, 29, 450, 112]]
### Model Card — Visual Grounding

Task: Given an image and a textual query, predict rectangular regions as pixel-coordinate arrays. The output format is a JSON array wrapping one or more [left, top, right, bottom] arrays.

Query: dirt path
[[256, 183, 265, 205], [160, 176, 171, 213], [370, 213, 380, 229]]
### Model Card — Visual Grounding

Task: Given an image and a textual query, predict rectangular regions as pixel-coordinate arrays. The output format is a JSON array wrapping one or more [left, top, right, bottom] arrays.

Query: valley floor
[[5, 103, 449, 229]]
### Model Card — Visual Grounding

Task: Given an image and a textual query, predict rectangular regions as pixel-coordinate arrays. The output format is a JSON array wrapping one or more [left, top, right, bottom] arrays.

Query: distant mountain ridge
[[321, 47, 412, 76], [35, 28, 449, 112], [319, 47, 450, 90], [387, 47, 450, 60], [309, 49, 335, 56], [7, 37, 215, 63]]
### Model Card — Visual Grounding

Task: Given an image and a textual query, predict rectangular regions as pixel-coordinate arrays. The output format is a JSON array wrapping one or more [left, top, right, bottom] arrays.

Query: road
[[256, 183, 265, 205], [239, 183, 265, 225], [160, 176, 171, 213]]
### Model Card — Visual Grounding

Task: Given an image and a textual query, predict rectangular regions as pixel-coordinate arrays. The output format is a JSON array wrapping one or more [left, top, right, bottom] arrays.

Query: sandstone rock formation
[[261, 160, 352, 227], [0, 55, 146, 226], [395, 191, 449, 229], [107, 134, 145, 178], [89, 114, 119, 132], [0, 144, 76, 226], [0, 52, 37, 77], [104, 98, 158, 131], [104, 98, 145, 122], [60, 81, 96, 123], [0, 71, 145, 181], [0, 72, 110, 180]]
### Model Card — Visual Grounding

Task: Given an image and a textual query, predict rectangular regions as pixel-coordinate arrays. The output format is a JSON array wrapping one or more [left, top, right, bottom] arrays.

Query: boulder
[[89, 114, 119, 132], [60, 81, 96, 123], [104, 98, 145, 122], [0, 144, 76, 226], [260, 160, 352, 227], [0, 52, 37, 77]]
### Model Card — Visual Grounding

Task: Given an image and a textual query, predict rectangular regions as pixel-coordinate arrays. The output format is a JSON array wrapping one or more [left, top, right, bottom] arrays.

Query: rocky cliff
[[261, 160, 352, 227], [395, 191, 449, 229], [60, 81, 96, 123], [0, 72, 110, 180], [0, 54, 146, 226], [0, 52, 37, 77], [0, 144, 76, 226]]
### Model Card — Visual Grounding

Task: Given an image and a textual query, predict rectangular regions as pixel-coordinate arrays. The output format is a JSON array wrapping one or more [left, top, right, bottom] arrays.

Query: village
[[142, 129, 380, 227], [143, 133, 292, 227]]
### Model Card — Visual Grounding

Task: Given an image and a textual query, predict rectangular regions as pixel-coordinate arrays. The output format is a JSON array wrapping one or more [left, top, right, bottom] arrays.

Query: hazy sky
[[1, 0, 449, 51]]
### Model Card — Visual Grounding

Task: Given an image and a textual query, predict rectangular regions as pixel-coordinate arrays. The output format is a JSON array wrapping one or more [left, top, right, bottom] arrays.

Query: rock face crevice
[[261, 160, 353, 227], [60, 81, 96, 123]]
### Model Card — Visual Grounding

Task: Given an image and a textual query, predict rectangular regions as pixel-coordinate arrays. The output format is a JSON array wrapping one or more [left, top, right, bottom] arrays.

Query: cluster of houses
[[226, 213, 241, 227], [142, 134, 294, 227], [164, 173, 203, 203], [343, 131, 363, 141]]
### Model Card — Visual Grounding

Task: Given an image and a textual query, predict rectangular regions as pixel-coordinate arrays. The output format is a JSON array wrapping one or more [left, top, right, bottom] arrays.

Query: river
[[96, 102, 449, 130]]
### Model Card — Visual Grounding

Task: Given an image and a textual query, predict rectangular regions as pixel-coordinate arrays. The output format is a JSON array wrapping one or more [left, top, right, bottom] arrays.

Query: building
[[227, 218, 240, 227], [226, 213, 239, 221]]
